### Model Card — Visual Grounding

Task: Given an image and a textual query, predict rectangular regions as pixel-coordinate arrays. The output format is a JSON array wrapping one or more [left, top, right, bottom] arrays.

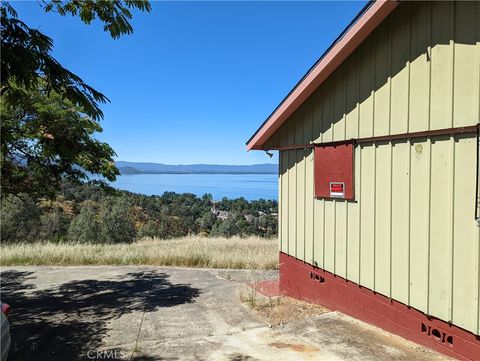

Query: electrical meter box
[[314, 143, 354, 200]]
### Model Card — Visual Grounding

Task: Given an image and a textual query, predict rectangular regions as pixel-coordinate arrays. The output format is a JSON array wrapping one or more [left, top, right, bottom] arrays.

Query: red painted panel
[[279, 252, 480, 361], [314, 143, 354, 200]]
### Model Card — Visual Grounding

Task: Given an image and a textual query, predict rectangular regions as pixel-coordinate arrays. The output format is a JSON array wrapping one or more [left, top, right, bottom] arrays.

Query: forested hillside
[[1, 183, 278, 243]]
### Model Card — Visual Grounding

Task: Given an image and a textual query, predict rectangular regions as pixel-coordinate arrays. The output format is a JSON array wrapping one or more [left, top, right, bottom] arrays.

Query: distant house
[[211, 206, 229, 220], [247, 1, 480, 359], [244, 214, 254, 223]]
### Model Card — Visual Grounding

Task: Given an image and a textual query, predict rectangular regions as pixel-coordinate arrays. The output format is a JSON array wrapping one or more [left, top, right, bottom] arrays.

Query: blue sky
[[15, 1, 366, 165]]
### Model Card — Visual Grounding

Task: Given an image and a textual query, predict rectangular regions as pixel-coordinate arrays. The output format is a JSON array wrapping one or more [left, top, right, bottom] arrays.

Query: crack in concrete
[[129, 273, 155, 361]]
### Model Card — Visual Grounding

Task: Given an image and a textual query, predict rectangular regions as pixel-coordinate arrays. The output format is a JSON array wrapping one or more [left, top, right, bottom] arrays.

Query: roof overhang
[[246, 0, 400, 151]]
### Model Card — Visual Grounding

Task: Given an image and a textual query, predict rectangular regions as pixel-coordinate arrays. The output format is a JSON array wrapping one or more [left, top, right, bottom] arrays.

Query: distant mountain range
[[115, 161, 278, 174]]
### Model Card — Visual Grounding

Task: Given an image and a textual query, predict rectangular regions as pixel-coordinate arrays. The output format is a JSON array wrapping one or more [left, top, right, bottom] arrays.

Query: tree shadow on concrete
[[1, 270, 201, 361]]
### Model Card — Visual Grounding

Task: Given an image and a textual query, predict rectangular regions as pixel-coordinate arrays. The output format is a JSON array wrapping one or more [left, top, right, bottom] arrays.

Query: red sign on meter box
[[314, 143, 354, 200], [329, 182, 345, 198]]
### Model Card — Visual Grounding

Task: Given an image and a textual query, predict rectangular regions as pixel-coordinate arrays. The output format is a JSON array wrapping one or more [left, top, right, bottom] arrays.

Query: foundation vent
[[421, 323, 453, 346], [309, 272, 325, 283]]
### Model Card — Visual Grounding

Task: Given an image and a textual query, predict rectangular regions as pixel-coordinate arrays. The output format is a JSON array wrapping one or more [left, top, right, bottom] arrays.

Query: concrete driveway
[[1, 266, 449, 361]]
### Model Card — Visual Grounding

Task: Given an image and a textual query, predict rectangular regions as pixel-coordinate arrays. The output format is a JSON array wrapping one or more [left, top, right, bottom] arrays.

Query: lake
[[110, 173, 278, 200]]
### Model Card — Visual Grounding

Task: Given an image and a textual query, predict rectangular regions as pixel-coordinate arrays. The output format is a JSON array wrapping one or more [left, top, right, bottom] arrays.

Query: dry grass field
[[0, 236, 278, 269]]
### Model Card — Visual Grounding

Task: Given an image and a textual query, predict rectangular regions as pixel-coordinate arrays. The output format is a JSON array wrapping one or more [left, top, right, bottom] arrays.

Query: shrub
[[137, 219, 163, 238], [39, 209, 69, 242], [210, 212, 254, 238], [0, 195, 41, 242], [98, 197, 136, 243], [68, 204, 101, 243]]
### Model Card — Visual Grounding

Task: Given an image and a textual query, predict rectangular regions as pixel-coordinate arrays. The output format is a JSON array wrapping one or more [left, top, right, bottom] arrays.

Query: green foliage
[[68, 204, 100, 243], [210, 214, 239, 238], [1, 195, 41, 242], [197, 211, 217, 233], [42, 0, 152, 39], [258, 214, 278, 238], [210, 213, 255, 238], [1, 0, 151, 119], [0, 0, 150, 199], [137, 219, 162, 238], [39, 208, 69, 243], [98, 197, 136, 243], [1, 86, 119, 199], [1, 3, 105, 120], [0, 183, 278, 244]]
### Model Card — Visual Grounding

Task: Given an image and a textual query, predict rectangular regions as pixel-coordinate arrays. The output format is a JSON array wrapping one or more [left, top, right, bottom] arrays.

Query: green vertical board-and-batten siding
[[271, 1, 480, 335]]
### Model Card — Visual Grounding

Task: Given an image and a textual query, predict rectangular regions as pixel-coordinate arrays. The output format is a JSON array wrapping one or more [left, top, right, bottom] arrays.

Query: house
[[211, 205, 229, 220], [247, 1, 480, 360], [244, 214, 255, 223]]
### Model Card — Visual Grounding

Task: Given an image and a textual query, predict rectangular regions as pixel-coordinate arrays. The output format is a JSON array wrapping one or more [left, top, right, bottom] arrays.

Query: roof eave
[[246, 0, 400, 151]]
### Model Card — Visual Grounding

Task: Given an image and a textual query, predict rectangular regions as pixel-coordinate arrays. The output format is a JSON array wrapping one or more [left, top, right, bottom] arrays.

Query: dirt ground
[[1, 266, 451, 361]]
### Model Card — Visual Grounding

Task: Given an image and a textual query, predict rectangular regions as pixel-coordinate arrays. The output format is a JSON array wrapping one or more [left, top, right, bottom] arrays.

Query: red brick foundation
[[279, 252, 480, 361]]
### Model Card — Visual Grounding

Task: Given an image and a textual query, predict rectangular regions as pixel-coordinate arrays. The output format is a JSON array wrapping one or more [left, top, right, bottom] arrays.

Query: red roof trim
[[246, 1, 399, 151]]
